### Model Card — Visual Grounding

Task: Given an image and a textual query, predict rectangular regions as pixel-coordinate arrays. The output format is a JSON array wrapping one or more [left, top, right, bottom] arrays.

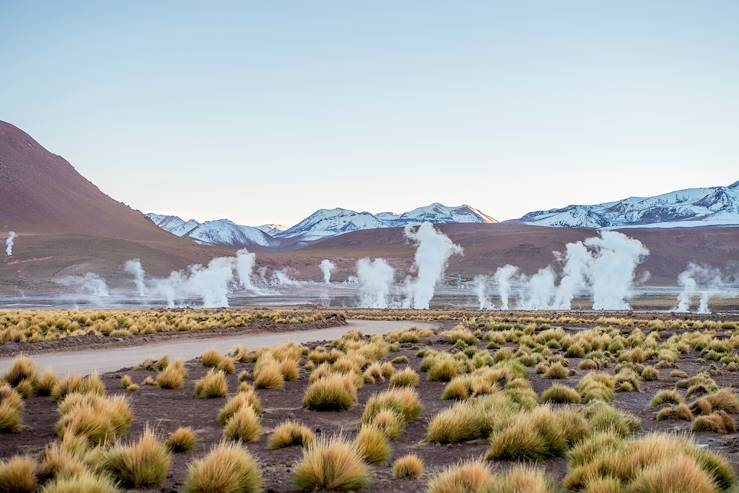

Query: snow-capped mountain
[[144, 214, 273, 247], [146, 203, 497, 246], [517, 181, 739, 228]]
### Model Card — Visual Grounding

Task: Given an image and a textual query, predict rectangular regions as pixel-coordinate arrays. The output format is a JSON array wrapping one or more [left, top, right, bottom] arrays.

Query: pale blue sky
[[2, 1, 738, 226]]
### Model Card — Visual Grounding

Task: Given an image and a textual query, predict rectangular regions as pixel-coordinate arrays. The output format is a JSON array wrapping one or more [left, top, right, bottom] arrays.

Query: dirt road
[[0, 320, 434, 376]]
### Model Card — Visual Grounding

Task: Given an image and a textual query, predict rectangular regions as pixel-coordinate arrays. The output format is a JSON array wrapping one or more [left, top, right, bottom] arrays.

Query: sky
[[2, 1, 738, 227]]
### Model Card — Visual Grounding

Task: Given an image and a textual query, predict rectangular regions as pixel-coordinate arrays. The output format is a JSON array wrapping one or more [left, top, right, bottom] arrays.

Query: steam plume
[[673, 263, 724, 314], [552, 241, 591, 309], [55, 273, 110, 298], [235, 249, 259, 292], [402, 222, 463, 309], [356, 258, 395, 308], [473, 275, 490, 310], [5, 231, 17, 256], [320, 259, 336, 284], [493, 264, 518, 310], [518, 267, 557, 310], [124, 259, 146, 296]]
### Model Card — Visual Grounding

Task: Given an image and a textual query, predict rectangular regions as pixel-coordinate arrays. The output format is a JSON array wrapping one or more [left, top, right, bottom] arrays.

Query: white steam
[[402, 222, 463, 309], [493, 264, 518, 310], [586, 231, 649, 310], [518, 267, 557, 310], [356, 258, 395, 308], [673, 263, 724, 314], [473, 275, 491, 310], [5, 231, 17, 256], [271, 269, 301, 287], [124, 259, 146, 296], [55, 273, 110, 298], [320, 259, 336, 284], [235, 249, 259, 292]]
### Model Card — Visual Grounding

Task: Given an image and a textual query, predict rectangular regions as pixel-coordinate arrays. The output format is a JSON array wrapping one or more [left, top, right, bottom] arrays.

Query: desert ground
[[0, 309, 738, 492]]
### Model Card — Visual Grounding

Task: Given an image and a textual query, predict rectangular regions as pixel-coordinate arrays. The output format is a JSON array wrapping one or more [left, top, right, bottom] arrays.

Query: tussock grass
[[580, 402, 640, 437], [392, 454, 424, 479], [279, 358, 300, 381], [690, 388, 739, 416], [353, 425, 391, 464], [201, 348, 223, 367], [649, 389, 683, 408], [142, 376, 155, 386], [656, 403, 693, 421], [52, 373, 105, 401], [0, 455, 37, 493], [564, 433, 736, 492], [441, 368, 502, 400], [293, 437, 370, 491], [692, 411, 737, 433], [218, 390, 261, 424], [253, 355, 285, 390], [0, 383, 24, 432], [194, 370, 228, 399], [39, 470, 120, 493], [165, 427, 197, 453], [362, 362, 384, 384], [184, 442, 262, 493], [427, 353, 462, 382], [370, 408, 404, 439], [56, 394, 132, 445], [577, 372, 615, 403], [568, 431, 623, 467], [389, 367, 420, 388], [427, 460, 493, 493], [427, 393, 524, 444], [97, 427, 171, 488], [541, 384, 581, 404], [362, 388, 423, 425], [486, 406, 588, 461], [303, 373, 357, 411], [3, 355, 37, 387], [35, 369, 59, 396], [269, 420, 315, 449], [223, 405, 261, 443], [217, 356, 236, 374], [37, 440, 86, 482], [543, 362, 570, 379], [157, 360, 187, 389], [488, 465, 555, 493], [120, 375, 133, 389]]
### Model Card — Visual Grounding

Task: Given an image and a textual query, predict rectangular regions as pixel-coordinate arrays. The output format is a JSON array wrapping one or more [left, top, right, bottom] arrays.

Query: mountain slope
[[0, 120, 225, 292], [518, 181, 739, 228], [144, 214, 274, 247]]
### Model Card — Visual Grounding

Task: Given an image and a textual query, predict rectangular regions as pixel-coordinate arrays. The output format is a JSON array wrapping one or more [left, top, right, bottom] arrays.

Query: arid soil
[[1, 318, 737, 492]]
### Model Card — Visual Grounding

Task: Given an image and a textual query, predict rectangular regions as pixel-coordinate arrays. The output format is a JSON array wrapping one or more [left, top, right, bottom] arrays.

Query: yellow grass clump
[[253, 355, 285, 390], [269, 420, 316, 449], [184, 442, 263, 493], [218, 390, 262, 424], [223, 405, 262, 443], [0, 383, 24, 432], [353, 425, 391, 464], [56, 394, 132, 446], [392, 454, 424, 479], [165, 427, 197, 453], [97, 427, 171, 488], [0, 455, 37, 493], [303, 373, 357, 411], [52, 373, 106, 401], [194, 370, 228, 399], [293, 437, 370, 491]]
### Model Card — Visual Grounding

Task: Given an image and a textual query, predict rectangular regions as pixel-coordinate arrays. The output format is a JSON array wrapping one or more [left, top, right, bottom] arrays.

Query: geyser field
[[0, 309, 738, 492]]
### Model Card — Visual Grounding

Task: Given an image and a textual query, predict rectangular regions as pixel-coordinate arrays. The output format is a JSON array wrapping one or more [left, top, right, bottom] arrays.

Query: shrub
[[218, 390, 261, 424], [362, 388, 423, 424], [692, 411, 737, 434], [0, 455, 37, 493], [98, 427, 171, 488], [293, 437, 369, 491], [389, 367, 420, 388], [157, 362, 187, 389], [52, 373, 106, 401], [194, 370, 228, 399], [253, 356, 285, 390], [184, 442, 262, 493], [0, 384, 24, 432], [486, 406, 588, 461], [165, 427, 197, 453], [370, 409, 403, 440], [223, 406, 261, 443], [541, 384, 581, 404], [303, 373, 357, 411], [269, 420, 316, 449], [56, 394, 132, 445], [392, 454, 424, 479], [39, 470, 119, 493], [427, 460, 493, 493], [201, 349, 223, 367], [353, 425, 391, 464], [3, 355, 37, 387]]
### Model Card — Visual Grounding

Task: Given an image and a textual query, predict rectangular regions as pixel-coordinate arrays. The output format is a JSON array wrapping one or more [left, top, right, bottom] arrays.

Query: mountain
[[518, 181, 739, 228], [144, 214, 273, 248], [147, 203, 498, 246], [0, 120, 225, 292]]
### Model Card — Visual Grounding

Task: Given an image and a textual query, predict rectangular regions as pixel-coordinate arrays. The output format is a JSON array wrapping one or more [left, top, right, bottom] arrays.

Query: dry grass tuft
[[165, 427, 197, 453], [656, 403, 693, 421], [35, 369, 60, 396], [293, 437, 369, 491], [0, 383, 24, 432], [269, 420, 316, 449], [541, 384, 581, 404], [690, 388, 739, 416], [427, 460, 493, 493], [253, 355, 285, 390], [201, 348, 223, 367], [389, 367, 420, 388], [52, 373, 105, 401], [353, 425, 391, 464], [97, 426, 171, 488], [488, 465, 555, 493], [157, 360, 187, 389], [3, 355, 37, 387], [392, 454, 424, 479], [217, 356, 236, 374], [184, 442, 262, 493], [0, 455, 37, 493], [362, 388, 423, 424], [194, 370, 228, 399], [218, 390, 262, 424], [303, 373, 357, 411], [692, 411, 737, 434], [223, 405, 262, 443], [56, 394, 132, 446], [39, 469, 120, 493]]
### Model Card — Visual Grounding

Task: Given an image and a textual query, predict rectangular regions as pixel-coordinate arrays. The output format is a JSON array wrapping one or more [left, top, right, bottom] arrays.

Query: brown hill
[[264, 222, 739, 285], [0, 121, 227, 293]]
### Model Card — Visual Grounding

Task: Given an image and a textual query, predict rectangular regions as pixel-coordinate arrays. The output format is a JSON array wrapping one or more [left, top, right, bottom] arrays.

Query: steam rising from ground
[[493, 264, 518, 310], [402, 223, 463, 309], [5, 231, 17, 256], [55, 273, 110, 298], [235, 249, 258, 292], [673, 263, 725, 313], [586, 232, 649, 310], [473, 275, 491, 310], [320, 259, 336, 284], [124, 259, 146, 296], [356, 258, 395, 308]]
